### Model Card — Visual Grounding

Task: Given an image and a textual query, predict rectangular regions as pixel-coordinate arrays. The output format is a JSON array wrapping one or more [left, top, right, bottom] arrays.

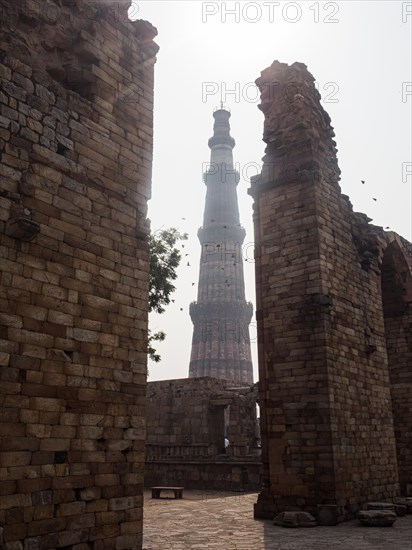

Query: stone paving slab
[[143, 490, 412, 550]]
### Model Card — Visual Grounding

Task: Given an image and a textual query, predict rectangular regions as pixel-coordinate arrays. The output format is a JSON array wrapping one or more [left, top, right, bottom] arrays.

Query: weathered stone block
[[56, 502, 85, 517], [0, 352, 10, 366], [358, 510, 397, 527], [366, 502, 395, 512], [31, 491, 52, 507], [0, 114, 11, 128], [394, 497, 412, 514], [57, 529, 89, 547], [273, 511, 317, 528]]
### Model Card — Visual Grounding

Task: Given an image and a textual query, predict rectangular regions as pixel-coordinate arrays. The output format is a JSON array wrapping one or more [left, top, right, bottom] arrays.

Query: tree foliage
[[148, 228, 188, 362], [147, 330, 165, 363], [149, 227, 188, 314]]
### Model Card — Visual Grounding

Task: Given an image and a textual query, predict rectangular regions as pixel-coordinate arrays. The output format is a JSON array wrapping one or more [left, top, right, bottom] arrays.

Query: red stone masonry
[[0, 2, 158, 548], [249, 60, 412, 520]]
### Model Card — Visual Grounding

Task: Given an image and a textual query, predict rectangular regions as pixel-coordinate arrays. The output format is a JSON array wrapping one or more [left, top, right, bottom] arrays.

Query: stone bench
[[151, 486, 184, 499]]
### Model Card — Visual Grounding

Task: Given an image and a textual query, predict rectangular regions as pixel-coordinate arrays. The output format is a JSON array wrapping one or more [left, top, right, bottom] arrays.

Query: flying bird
[[372, 198, 377, 201], [361, 180, 365, 184], [187, 262, 190, 266], [192, 283, 195, 286]]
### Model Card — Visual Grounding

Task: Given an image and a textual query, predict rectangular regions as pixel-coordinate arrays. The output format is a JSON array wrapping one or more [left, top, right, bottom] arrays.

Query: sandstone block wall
[[144, 461, 261, 492], [250, 60, 412, 520], [381, 241, 412, 493], [146, 377, 259, 452], [145, 377, 261, 490], [0, 2, 158, 548]]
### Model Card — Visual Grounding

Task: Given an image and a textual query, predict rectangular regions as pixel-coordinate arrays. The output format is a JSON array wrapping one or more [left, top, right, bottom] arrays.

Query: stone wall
[[145, 377, 261, 490], [249, 60, 412, 520], [0, 2, 158, 548], [144, 461, 261, 492], [382, 241, 412, 494]]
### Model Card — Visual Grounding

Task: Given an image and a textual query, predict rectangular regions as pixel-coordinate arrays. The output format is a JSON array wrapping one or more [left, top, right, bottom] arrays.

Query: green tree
[[148, 227, 188, 362], [147, 329, 166, 364]]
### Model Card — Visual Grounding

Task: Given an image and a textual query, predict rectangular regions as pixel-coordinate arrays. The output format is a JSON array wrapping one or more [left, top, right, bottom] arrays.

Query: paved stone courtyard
[[143, 490, 412, 550]]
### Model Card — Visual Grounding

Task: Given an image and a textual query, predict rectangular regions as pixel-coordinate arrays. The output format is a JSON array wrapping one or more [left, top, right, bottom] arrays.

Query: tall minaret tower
[[189, 107, 253, 384]]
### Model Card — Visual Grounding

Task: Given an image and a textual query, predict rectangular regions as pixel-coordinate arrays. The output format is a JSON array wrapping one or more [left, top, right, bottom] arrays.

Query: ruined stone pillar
[[250, 61, 400, 520], [0, 2, 158, 548]]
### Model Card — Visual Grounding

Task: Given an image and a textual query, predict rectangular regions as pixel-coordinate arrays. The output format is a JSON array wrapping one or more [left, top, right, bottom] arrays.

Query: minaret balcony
[[197, 224, 246, 245], [208, 135, 235, 149], [189, 300, 253, 323]]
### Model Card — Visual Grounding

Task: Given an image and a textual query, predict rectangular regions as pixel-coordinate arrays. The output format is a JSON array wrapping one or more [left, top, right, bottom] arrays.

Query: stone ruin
[[145, 377, 260, 491], [0, 2, 411, 548], [249, 60, 412, 521], [0, 1, 157, 548]]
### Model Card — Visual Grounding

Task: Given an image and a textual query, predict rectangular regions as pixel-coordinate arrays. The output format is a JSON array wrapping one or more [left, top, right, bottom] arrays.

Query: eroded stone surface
[[394, 497, 412, 514], [358, 510, 397, 527], [366, 502, 396, 511], [273, 511, 317, 528]]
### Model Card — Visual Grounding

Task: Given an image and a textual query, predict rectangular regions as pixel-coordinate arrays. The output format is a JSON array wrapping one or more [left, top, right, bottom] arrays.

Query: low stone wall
[[145, 378, 261, 491], [146, 377, 260, 452], [145, 460, 261, 492]]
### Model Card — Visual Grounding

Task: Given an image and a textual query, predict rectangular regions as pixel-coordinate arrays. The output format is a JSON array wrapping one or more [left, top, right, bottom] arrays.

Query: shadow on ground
[[143, 490, 412, 550]]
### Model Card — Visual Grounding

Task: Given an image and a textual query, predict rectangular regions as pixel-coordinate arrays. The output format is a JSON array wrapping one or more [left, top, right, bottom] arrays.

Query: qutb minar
[[188, 107, 254, 384]]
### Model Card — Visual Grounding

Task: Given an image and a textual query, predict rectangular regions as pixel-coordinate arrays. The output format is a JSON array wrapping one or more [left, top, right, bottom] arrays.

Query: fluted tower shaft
[[189, 109, 253, 384]]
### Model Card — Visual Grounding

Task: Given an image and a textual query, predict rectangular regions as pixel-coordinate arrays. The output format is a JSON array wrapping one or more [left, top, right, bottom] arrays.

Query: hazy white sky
[[130, 1, 412, 382]]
